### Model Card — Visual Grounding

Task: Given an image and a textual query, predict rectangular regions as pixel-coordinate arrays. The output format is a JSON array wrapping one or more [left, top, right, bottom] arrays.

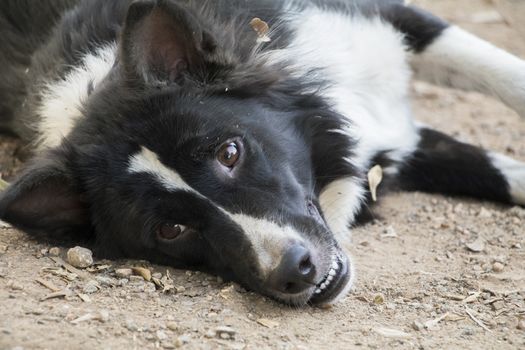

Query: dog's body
[[1, 0, 524, 306]]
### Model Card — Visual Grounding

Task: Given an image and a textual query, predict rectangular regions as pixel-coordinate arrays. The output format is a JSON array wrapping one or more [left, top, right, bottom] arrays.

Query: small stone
[[412, 321, 424, 331], [7, 280, 23, 291], [166, 322, 179, 331], [95, 276, 117, 287], [492, 262, 504, 273], [67, 246, 94, 268], [478, 207, 492, 218], [98, 309, 110, 323], [83, 280, 99, 294], [215, 326, 236, 340], [517, 319, 525, 331], [49, 247, 61, 256], [156, 330, 168, 341], [152, 272, 162, 279], [492, 301, 505, 311], [115, 268, 133, 278], [175, 286, 186, 293], [162, 342, 175, 349], [466, 238, 485, 253], [124, 319, 139, 332], [175, 335, 190, 347], [382, 226, 398, 238]]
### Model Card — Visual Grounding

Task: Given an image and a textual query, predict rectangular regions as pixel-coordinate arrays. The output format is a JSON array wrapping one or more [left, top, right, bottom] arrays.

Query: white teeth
[[327, 275, 333, 282], [332, 261, 339, 270], [315, 289, 321, 294], [328, 269, 336, 276], [320, 283, 327, 290]]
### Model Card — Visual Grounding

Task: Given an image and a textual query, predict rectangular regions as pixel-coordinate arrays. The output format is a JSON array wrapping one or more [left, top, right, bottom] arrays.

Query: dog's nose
[[267, 244, 316, 294]]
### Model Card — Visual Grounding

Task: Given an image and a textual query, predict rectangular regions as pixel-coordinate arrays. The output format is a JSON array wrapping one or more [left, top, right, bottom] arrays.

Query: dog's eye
[[157, 224, 187, 240], [217, 141, 240, 168]]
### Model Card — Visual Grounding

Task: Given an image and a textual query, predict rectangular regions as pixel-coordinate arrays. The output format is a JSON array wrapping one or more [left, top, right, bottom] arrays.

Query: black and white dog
[[1, 0, 524, 306]]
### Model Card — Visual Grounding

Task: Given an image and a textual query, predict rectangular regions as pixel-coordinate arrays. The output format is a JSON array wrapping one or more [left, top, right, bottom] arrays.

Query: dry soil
[[1, 1, 525, 349]]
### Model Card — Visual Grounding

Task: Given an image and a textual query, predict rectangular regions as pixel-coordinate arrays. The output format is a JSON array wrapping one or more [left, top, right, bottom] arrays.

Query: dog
[[0, 0, 524, 306]]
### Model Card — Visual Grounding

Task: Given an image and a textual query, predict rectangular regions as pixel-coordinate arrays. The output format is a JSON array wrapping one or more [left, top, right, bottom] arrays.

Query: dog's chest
[[272, 8, 419, 171]]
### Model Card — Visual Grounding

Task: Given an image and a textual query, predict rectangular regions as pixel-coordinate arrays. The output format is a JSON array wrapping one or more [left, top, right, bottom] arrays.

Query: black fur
[[396, 128, 511, 203]]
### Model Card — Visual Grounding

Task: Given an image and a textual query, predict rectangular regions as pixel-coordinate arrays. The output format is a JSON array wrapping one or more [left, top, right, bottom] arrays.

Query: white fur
[[267, 9, 419, 242], [490, 153, 525, 205], [128, 146, 195, 193], [229, 214, 307, 276], [412, 26, 525, 117], [37, 44, 117, 149], [269, 10, 419, 172], [128, 147, 308, 276], [319, 176, 365, 244]]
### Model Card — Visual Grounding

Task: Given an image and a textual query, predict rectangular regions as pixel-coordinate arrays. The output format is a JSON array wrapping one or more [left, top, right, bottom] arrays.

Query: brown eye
[[217, 141, 240, 168], [157, 224, 186, 240]]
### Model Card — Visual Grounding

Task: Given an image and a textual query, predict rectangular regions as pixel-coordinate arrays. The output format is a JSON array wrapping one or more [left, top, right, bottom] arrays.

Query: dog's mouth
[[309, 253, 352, 305]]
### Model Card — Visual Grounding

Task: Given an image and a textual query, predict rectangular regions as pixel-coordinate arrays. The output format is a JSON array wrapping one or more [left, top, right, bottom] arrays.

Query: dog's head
[[0, 0, 358, 305]]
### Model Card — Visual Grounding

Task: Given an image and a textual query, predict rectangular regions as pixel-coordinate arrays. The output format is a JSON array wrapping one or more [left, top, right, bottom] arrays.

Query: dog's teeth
[[327, 275, 333, 282], [328, 269, 336, 276], [332, 261, 339, 270], [320, 283, 327, 290], [315, 289, 321, 294]]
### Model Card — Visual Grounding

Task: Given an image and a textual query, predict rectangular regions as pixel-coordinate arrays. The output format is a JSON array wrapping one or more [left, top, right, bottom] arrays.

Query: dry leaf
[[367, 165, 383, 202], [250, 18, 271, 43], [0, 178, 9, 191], [132, 267, 152, 281], [373, 294, 385, 305], [257, 318, 280, 329]]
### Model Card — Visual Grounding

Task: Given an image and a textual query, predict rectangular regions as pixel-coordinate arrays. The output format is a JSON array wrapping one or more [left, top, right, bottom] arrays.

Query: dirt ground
[[1, 1, 525, 349]]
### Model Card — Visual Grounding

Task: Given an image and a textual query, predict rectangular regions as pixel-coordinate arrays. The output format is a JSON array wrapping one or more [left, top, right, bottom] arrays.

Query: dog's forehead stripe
[[128, 147, 196, 193]]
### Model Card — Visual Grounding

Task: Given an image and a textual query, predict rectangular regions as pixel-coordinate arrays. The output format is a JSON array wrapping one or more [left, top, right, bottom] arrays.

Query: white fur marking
[[229, 214, 306, 276], [38, 44, 117, 148], [490, 153, 525, 205], [319, 176, 366, 245], [412, 26, 525, 117], [128, 147, 194, 193]]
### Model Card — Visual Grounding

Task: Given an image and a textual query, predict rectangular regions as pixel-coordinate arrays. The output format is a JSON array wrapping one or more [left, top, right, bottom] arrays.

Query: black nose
[[268, 244, 316, 294]]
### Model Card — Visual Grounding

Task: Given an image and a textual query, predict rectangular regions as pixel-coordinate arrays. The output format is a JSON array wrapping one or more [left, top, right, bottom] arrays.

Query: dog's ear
[[120, 0, 216, 85], [0, 149, 90, 238]]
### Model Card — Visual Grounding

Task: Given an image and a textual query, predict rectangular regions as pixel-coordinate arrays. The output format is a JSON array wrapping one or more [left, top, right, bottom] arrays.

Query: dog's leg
[[395, 7, 525, 117], [395, 127, 525, 206]]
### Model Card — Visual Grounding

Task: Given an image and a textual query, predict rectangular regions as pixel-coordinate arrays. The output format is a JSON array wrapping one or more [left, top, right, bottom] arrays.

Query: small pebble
[[166, 322, 179, 331], [215, 326, 236, 340], [517, 319, 525, 331], [492, 262, 504, 273], [412, 321, 424, 331], [83, 280, 99, 294], [67, 246, 94, 268], [156, 330, 168, 341], [124, 319, 138, 332], [49, 247, 61, 256], [115, 268, 133, 278]]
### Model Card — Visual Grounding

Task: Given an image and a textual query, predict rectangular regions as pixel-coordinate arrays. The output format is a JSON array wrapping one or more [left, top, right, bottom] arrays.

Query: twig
[[465, 307, 492, 332]]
